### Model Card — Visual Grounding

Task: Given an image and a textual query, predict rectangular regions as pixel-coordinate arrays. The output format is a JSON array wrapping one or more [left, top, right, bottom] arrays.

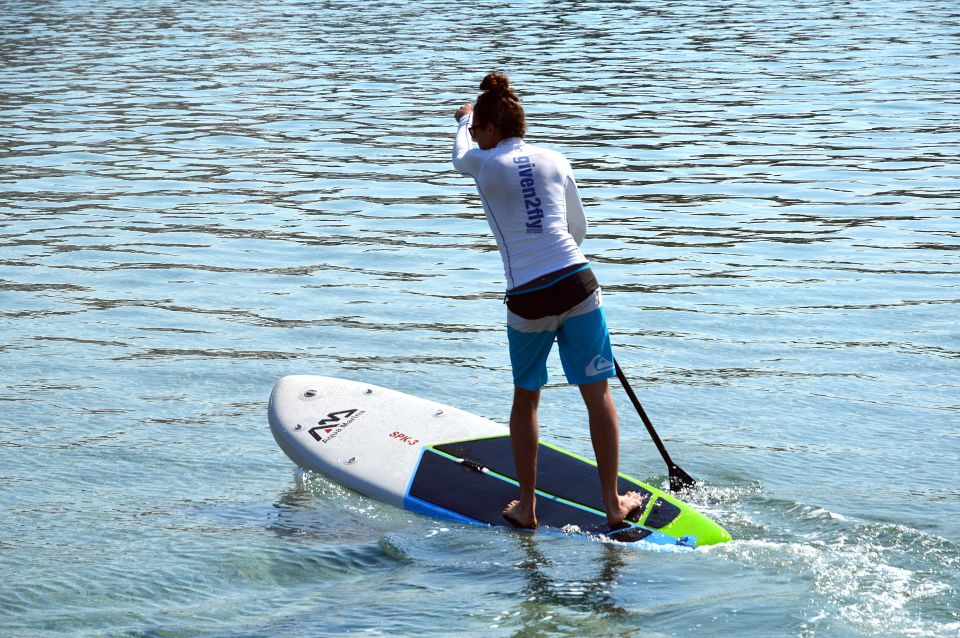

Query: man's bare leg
[[579, 379, 645, 527], [502, 386, 540, 529]]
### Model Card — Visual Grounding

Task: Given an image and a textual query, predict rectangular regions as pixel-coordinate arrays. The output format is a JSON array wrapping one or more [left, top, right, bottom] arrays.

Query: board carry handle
[[614, 360, 697, 492]]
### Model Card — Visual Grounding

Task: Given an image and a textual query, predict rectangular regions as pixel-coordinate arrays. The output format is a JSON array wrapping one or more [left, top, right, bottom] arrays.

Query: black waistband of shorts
[[508, 263, 589, 295], [505, 265, 599, 320]]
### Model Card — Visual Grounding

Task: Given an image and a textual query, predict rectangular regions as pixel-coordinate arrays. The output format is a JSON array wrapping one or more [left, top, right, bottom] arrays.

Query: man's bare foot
[[606, 491, 647, 528], [502, 499, 538, 529]]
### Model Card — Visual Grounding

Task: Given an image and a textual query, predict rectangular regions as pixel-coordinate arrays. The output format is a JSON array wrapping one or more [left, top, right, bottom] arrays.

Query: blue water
[[2, 0, 958, 635]]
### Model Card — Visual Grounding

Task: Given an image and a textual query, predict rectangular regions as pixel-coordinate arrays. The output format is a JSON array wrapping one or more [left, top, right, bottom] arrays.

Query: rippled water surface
[[2, 1, 958, 636]]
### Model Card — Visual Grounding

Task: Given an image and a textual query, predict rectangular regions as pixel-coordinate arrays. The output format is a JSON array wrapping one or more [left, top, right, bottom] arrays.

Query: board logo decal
[[389, 431, 420, 446], [308, 408, 365, 443]]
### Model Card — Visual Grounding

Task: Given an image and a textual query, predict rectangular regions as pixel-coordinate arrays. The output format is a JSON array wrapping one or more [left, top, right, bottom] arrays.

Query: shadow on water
[[511, 535, 630, 624]]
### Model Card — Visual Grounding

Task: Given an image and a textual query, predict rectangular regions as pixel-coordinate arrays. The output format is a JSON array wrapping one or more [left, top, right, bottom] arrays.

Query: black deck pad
[[643, 497, 682, 529], [434, 436, 653, 514], [410, 449, 649, 540]]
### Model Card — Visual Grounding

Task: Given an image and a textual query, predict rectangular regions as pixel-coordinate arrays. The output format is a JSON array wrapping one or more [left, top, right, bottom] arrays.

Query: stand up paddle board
[[269, 375, 731, 547]]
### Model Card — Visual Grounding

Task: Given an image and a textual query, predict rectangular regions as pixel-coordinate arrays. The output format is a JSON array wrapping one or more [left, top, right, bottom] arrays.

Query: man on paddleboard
[[452, 72, 644, 529]]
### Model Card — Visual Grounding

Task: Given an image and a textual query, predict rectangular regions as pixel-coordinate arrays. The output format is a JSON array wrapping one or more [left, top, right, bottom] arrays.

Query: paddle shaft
[[614, 360, 697, 491]]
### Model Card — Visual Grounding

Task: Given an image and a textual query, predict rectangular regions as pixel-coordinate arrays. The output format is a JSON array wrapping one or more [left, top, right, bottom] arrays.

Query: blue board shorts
[[506, 285, 615, 391]]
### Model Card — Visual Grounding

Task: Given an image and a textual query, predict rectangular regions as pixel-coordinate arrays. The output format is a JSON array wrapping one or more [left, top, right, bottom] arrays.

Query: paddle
[[614, 360, 697, 492]]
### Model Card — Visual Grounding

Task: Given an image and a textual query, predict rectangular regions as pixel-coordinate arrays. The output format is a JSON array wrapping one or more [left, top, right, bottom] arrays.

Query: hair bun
[[480, 72, 518, 101]]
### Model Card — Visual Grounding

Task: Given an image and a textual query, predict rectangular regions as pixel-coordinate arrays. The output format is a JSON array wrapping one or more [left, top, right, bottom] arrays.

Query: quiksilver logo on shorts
[[586, 354, 614, 376]]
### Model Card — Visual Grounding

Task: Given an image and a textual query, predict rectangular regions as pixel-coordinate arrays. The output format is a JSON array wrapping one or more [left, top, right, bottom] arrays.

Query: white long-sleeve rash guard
[[452, 112, 588, 290]]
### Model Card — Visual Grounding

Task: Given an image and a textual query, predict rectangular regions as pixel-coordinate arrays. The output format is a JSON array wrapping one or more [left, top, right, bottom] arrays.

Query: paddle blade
[[669, 464, 697, 492]]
